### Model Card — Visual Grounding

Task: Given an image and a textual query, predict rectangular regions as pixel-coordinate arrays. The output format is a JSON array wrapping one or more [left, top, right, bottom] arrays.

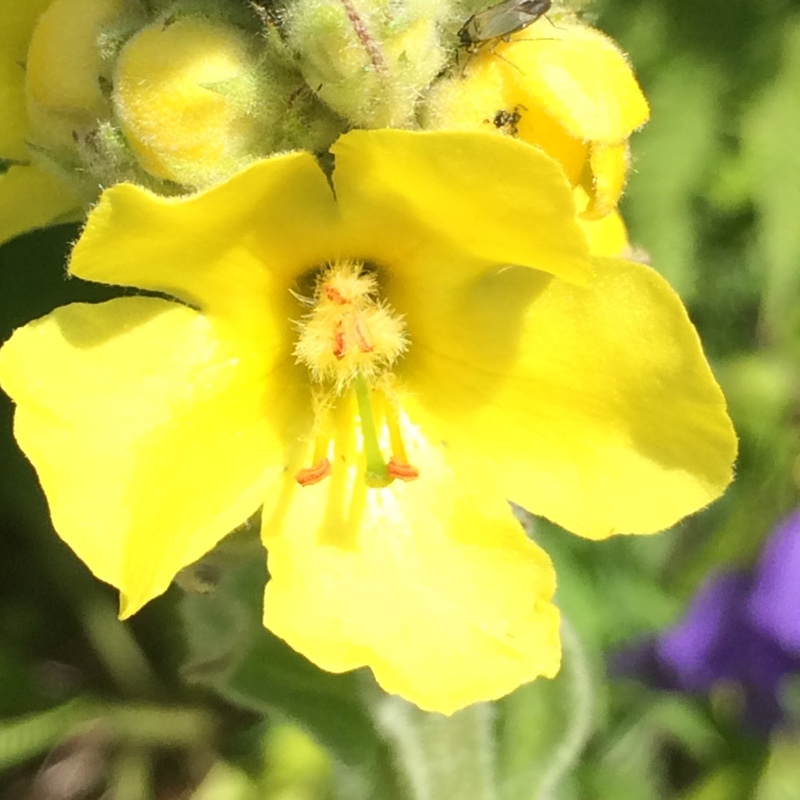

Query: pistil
[[353, 375, 391, 488]]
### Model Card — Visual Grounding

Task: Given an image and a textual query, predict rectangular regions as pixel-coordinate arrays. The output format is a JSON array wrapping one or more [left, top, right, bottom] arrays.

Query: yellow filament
[[385, 400, 410, 465]]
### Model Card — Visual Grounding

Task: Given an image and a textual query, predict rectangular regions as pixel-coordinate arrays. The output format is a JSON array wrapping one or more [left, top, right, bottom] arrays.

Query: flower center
[[293, 260, 418, 488]]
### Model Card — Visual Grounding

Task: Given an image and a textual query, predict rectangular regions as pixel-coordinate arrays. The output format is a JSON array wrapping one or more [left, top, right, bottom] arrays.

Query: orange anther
[[324, 286, 349, 304], [332, 321, 347, 360], [387, 458, 419, 481], [295, 458, 332, 486], [354, 317, 374, 353]]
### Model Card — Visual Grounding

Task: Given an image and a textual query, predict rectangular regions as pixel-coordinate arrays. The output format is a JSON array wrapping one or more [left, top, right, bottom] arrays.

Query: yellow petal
[[573, 184, 630, 257], [0, 164, 80, 245], [500, 23, 649, 144], [577, 206, 629, 258], [421, 59, 589, 185], [513, 101, 588, 185], [581, 142, 629, 220], [0, 0, 50, 158], [331, 129, 592, 285], [0, 1, 51, 60], [0, 297, 306, 615], [25, 0, 123, 117], [402, 257, 736, 539], [261, 405, 560, 714], [69, 151, 340, 328]]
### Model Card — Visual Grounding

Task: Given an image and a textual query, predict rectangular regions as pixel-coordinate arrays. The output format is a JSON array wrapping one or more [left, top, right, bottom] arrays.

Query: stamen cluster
[[293, 260, 407, 393]]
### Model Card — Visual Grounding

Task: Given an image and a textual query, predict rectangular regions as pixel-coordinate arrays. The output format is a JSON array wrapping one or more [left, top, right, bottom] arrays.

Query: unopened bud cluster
[[20, 0, 643, 219]]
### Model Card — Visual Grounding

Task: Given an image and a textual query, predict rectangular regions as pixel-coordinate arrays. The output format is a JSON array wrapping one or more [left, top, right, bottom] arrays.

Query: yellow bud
[[26, 0, 125, 115], [112, 16, 264, 186], [25, 0, 136, 154]]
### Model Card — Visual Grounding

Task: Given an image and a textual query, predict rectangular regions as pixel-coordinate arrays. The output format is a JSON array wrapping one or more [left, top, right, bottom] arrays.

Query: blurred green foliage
[[2, 0, 800, 797]]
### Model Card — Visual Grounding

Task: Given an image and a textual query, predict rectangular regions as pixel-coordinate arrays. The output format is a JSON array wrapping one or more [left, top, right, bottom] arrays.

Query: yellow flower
[[424, 19, 649, 221], [0, 130, 736, 713], [0, 0, 82, 245]]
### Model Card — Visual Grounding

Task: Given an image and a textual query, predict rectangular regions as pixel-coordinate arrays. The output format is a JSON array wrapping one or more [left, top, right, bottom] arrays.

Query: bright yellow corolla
[[0, 130, 736, 713]]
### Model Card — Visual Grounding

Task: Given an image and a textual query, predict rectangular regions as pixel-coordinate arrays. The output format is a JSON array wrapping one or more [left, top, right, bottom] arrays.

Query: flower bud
[[112, 16, 270, 187], [25, 0, 142, 159], [283, 0, 453, 128]]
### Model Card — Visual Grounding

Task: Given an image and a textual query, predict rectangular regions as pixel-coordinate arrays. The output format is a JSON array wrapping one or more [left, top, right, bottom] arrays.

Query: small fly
[[458, 0, 552, 52]]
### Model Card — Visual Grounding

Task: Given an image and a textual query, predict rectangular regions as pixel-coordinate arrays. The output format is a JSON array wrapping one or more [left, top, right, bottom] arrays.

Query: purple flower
[[748, 511, 800, 655], [612, 511, 800, 737]]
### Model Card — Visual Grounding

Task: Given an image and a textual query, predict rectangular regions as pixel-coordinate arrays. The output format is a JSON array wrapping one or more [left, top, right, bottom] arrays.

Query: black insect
[[458, 0, 552, 52], [489, 104, 526, 136]]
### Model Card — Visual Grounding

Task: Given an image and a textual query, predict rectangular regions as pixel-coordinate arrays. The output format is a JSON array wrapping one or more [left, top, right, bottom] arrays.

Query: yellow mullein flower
[[424, 19, 649, 220], [0, 130, 736, 713], [0, 0, 82, 245]]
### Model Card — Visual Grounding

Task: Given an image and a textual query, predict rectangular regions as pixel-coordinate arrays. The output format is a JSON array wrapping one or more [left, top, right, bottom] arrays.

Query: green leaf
[[754, 736, 800, 800], [193, 761, 264, 800], [679, 767, 754, 800], [741, 17, 800, 344], [622, 56, 723, 302]]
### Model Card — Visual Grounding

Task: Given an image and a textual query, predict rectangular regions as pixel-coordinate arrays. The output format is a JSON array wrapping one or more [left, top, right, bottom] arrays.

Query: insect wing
[[469, 0, 551, 42], [518, 0, 552, 18]]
